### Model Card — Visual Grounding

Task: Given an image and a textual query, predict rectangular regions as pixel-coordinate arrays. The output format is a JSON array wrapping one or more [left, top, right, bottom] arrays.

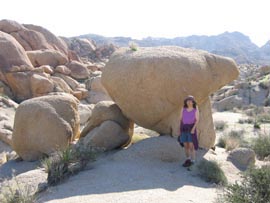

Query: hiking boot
[[182, 159, 191, 167]]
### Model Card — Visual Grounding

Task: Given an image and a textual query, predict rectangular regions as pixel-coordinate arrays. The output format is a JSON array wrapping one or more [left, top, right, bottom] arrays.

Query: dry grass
[[0, 176, 36, 203], [216, 130, 250, 151], [131, 134, 150, 144]]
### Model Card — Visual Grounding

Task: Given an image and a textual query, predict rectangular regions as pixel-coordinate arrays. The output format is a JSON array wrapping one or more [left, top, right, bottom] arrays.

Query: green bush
[[42, 144, 101, 186], [214, 121, 228, 131], [197, 159, 228, 186], [128, 41, 138, 51], [254, 121, 261, 129], [252, 135, 270, 160], [218, 165, 270, 203]]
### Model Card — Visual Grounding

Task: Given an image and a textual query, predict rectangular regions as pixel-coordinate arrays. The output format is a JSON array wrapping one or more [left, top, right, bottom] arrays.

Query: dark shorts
[[180, 132, 193, 143]]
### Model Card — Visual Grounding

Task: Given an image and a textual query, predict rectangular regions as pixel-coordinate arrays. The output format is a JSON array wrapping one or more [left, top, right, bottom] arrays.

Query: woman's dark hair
[[184, 98, 197, 109]]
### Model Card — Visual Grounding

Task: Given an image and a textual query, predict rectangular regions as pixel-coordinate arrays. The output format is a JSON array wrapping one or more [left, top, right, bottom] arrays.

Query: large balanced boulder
[[0, 31, 33, 72], [12, 94, 80, 161], [102, 47, 239, 148]]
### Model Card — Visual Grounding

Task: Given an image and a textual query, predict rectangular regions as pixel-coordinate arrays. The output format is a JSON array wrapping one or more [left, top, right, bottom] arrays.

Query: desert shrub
[[238, 119, 245, 124], [227, 130, 244, 139], [217, 165, 270, 203], [42, 144, 101, 186], [244, 106, 263, 117], [253, 121, 261, 129], [197, 159, 228, 186], [252, 135, 270, 160], [0, 177, 36, 203], [216, 136, 226, 148], [264, 97, 270, 106], [238, 118, 254, 124], [128, 41, 138, 51], [257, 112, 270, 123], [214, 121, 228, 131], [259, 81, 269, 89], [216, 130, 249, 151]]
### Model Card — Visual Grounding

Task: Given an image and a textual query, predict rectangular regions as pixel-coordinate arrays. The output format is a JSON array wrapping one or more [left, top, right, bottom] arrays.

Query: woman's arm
[[179, 108, 183, 135], [191, 108, 199, 134]]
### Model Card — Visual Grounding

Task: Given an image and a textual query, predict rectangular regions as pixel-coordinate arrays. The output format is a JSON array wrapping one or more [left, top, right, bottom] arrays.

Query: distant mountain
[[77, 32, 270, 65]]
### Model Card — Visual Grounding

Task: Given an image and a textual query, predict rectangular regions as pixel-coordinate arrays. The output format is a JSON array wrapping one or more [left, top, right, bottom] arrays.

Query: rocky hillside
[[78, 32, 270, 65], [212, 65, 270, 111]]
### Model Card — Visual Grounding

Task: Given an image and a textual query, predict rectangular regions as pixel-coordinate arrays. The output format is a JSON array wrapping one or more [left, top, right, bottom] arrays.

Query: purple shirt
[[182, 108, 196, 124]]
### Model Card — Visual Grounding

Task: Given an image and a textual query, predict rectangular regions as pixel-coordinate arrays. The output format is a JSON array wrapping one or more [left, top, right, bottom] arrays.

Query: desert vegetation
[[217, 165, 270, 203], [197, 159, 228, 186], [42, 144, 100, 186]]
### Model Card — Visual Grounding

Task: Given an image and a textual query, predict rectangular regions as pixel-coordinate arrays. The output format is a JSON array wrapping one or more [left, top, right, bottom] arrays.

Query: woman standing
[[178, 95, 199, 167]]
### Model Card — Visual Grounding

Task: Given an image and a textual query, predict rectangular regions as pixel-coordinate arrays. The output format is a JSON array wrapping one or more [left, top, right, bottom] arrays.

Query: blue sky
[[1, 0, 269, 46]]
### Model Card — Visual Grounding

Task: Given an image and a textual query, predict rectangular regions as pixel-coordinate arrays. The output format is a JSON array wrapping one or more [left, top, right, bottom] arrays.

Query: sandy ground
[[1, 111, 257, 203], [213, 111, 270, 141], [38, 143, 241, 203]]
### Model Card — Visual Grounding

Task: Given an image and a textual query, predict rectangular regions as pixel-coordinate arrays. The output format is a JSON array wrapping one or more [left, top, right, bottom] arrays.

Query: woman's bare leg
[[189, 142, 195, 162], [184, 142, 190, 159]]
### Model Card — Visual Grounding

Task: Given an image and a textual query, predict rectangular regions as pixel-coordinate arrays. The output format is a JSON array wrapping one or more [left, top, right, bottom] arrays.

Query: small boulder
[[53, 73, 80, 90], [26, 49, 68, 67], [81, 120, 129, 151], [78, 103, 94, 126], [67, 61, 90, 80], [0, 31, 33, 72], [0, 96, 17, 146], [213, 95, 243, 111], [51, 76, 72, 93], [227, 148, 256, 170], [0, 19, 24, 33], [80, 101, 130, 138], [5, 72, 32, 102], [30, 74, 54, 97], [23, 23, 69, 55], [12, 94, 80, 161], [55, 65, 71, 75]]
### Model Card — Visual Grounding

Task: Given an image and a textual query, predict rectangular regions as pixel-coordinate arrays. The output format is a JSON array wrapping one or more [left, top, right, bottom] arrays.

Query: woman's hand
[[191, 128, 195, 134]]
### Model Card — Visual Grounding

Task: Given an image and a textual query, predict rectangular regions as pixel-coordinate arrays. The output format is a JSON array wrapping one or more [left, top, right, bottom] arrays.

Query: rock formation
[[102, 46, 239, 148]]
